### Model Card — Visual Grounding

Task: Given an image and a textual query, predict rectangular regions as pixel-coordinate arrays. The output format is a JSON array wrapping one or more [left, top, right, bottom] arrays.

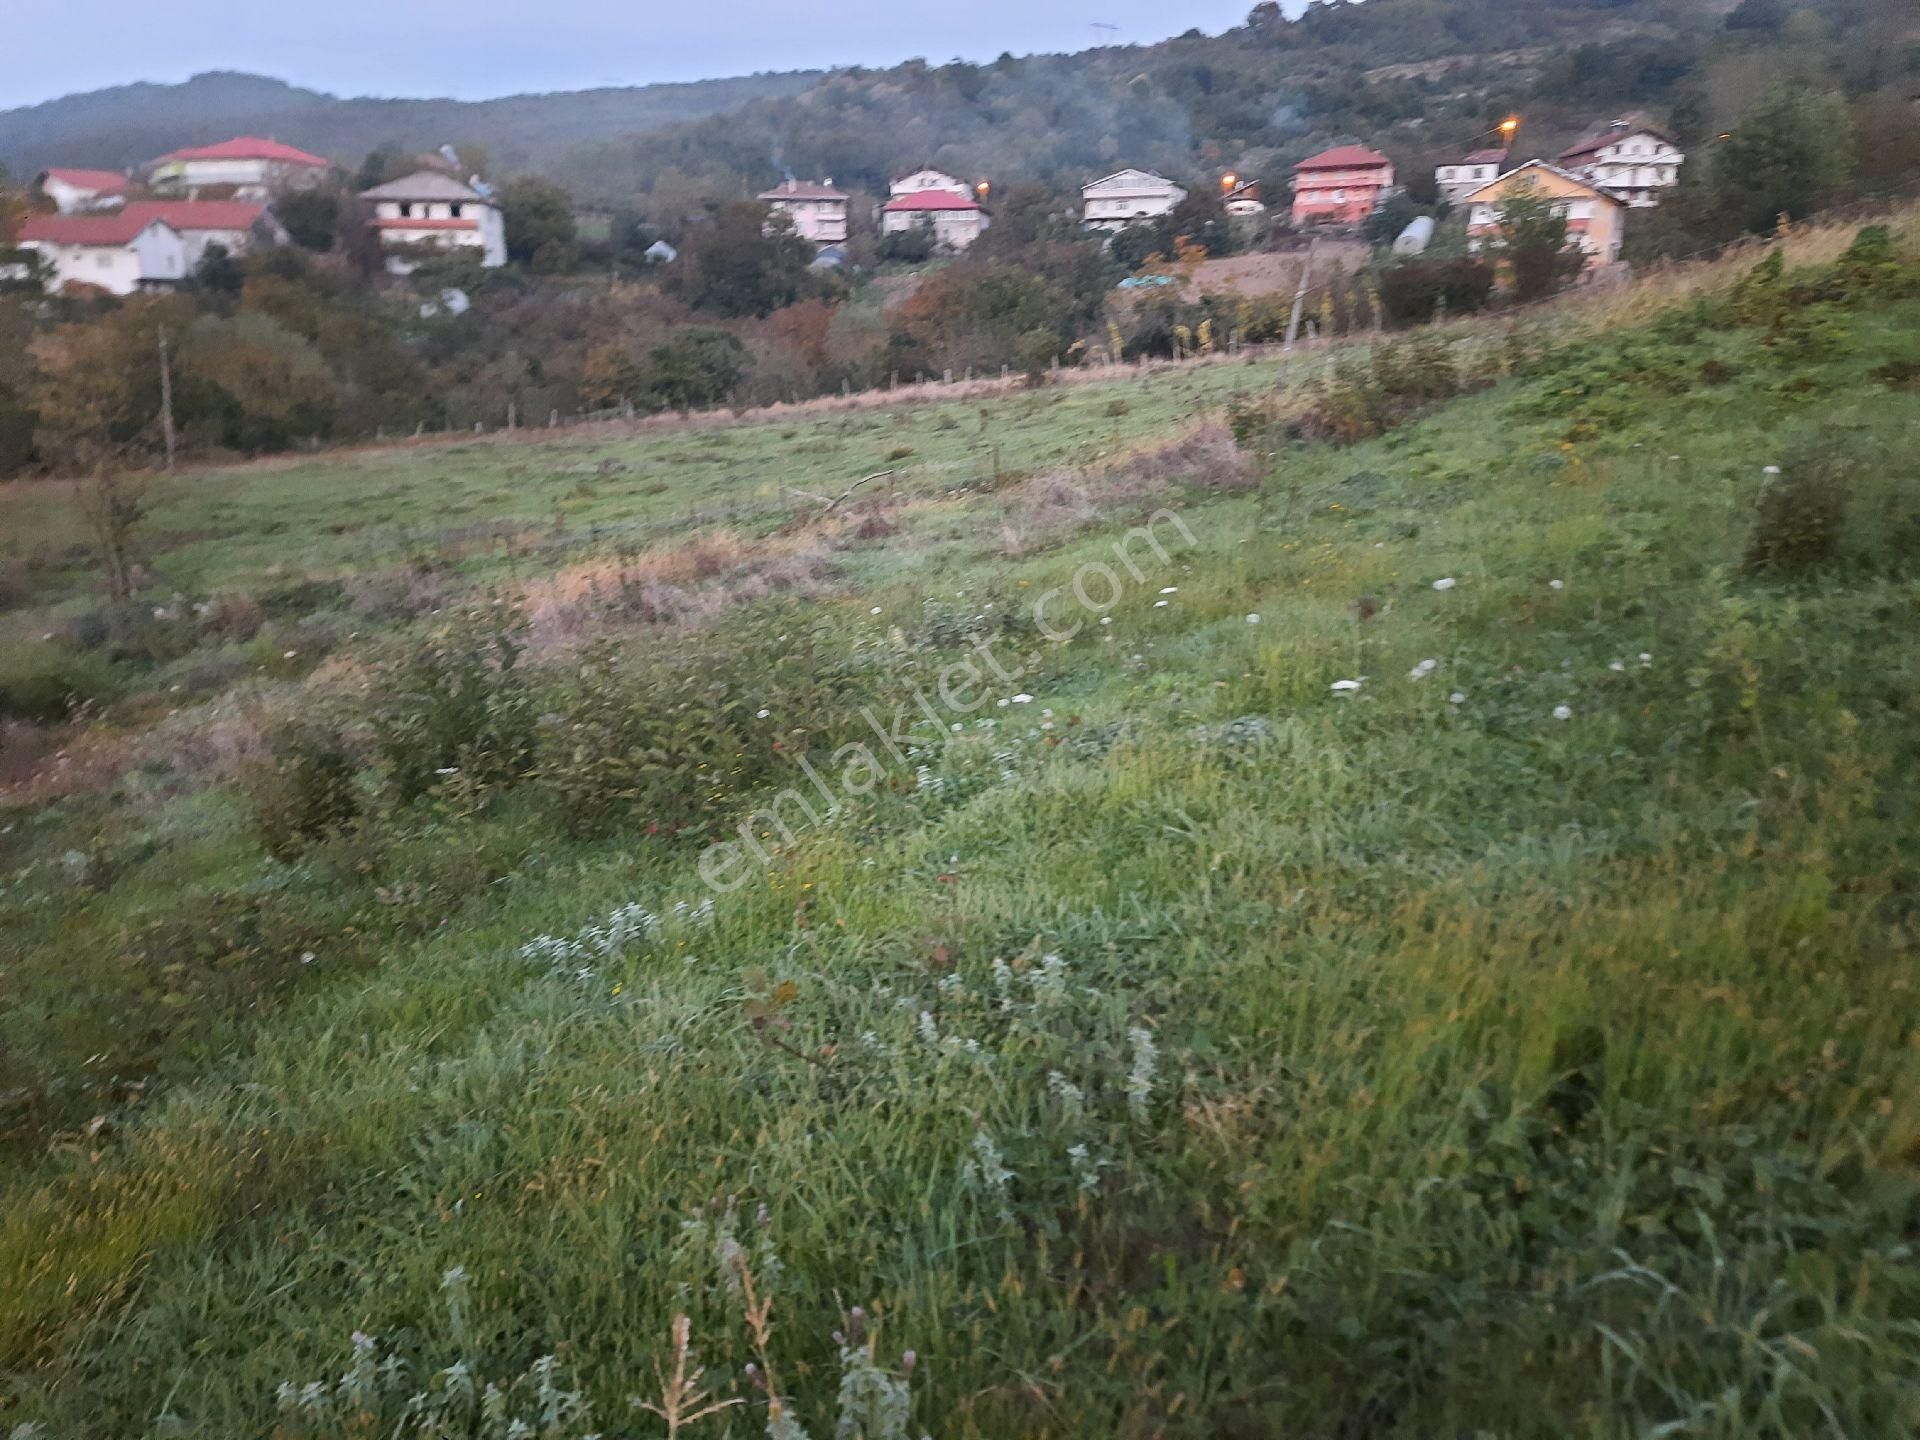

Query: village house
[[882, 189, 991, 251], [890, 168, 975, 200], [1558, 119, 1684, 208], [35, 167, 129, 213], [359, 171, 508, 271], [1223, 180, 1267, 217], [1463, 160, 1627, 268], [757, 180, 850, 244], [1290, 145, 1396, 226], [13, 211, 187, 295], [1081, 169, 1187, 232], [117, 200, 289, 267], [149, 136, 331, 199], [1435, 148, 1507, 206]]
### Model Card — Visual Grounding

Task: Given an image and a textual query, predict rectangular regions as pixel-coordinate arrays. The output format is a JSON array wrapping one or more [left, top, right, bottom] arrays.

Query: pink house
[[1290, 145, 1395, 227]]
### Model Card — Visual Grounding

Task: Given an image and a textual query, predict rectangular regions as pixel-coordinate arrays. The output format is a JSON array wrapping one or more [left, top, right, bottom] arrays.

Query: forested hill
[[5, 0, 1914, 209], [0, 68, 824, 177]]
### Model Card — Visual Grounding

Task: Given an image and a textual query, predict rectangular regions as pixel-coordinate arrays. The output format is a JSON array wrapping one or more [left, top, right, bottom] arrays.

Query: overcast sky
[[3, 1, 1269, 109]]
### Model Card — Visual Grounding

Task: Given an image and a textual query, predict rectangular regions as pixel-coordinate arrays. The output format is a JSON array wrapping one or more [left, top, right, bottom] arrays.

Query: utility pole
[[157, 326, 177, 472], [1281, 237, 1319, 384]]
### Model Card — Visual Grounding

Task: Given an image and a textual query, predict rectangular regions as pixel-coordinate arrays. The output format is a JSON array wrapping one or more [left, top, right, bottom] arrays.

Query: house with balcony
[[1290, 146, 1395, 226], [1081, 170, 1187, 233], [891, 169, 974, 200], [150, 137, 331, 199], [757, 180, 850, 244], [882, 188, 990, 251], [1558, 119, 1684, 208], [1463, 161, 1627, 269], [13, 211, 187, 295], [1436, 149, 1508, 206], [359, 171, 507, 271]]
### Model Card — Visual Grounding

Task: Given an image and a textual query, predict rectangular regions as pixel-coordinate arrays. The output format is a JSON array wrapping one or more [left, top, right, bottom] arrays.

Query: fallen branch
[[787, 469, 895, 512]]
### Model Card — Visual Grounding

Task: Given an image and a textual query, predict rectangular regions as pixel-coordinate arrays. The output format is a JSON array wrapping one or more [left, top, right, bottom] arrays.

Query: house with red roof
[[118, 200, 289, 267], [358, 171, 507, 271], [150, 136, 331, 199], [35, 168, 129, 214], [757, 180, 850, 244], [1290, 145, 1396, 227], [14, 212, 187, 295], [882, 188, 990, 251]]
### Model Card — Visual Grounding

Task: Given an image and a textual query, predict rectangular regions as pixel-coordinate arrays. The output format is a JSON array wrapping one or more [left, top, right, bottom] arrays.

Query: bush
[[1377, 257, 1496, 327], [0, 648, 120, 723], [1744, 441, 1848, 576], [242, 722, 362, 861], [373, 600, 537, 804]]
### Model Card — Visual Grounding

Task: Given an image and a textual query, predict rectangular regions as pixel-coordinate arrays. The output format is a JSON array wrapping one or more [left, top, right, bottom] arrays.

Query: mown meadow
[[3, 220, 1920, 1438]]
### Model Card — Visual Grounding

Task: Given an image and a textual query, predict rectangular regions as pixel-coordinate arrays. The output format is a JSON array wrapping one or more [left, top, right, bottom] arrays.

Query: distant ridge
[[0, 68, 824, 179]]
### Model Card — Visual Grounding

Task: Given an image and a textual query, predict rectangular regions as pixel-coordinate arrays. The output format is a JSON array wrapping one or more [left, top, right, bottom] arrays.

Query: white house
[[881, 189, 990, 251], [1558, 120, 1684, 208], [890, 168, 975, 200], [117, 200, 288, 268], [35, 168, 129, 213], [359, 171, 508, 271], [1081, 169, 1187, 232], [757, 180, 850, 244], [1436, 148, 1507, 206], [150, 136, 331, 199], [1223, 180, 1266, 217], [14, 212, 187, 295]]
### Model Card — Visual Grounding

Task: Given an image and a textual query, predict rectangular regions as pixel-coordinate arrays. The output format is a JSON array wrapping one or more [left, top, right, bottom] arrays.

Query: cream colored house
[[1463, 161, 1627, 268], [757, 180, 850, 244], [150, 136, 331, 199], [1559, 120, 1684, 208], [14, 212, 187, 295], [1081, 169, 1187, 232], [359, 171, 508, 271], [881, 189, 990, 250]]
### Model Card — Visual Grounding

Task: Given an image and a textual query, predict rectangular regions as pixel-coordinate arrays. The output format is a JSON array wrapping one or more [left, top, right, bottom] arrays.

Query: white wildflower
[[1330, 678, 1364, 694], [1548, 579, 1565, 591], [1246, 613, 1260, 624], [1432, 577, 1457, 591], [1067, 1143, 1109, 1193], [1552, 704, 1573, 721], [1408, 658, 1437, 681], [1449, 691, 1466, 705], [1010, 693, 1034, 704]]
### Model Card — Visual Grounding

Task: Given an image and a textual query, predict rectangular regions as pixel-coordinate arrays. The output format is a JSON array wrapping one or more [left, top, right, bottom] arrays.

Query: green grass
[[4, 244, 1920, 1437]]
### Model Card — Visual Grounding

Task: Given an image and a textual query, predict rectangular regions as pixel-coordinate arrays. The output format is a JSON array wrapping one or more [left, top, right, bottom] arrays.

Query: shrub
[[0, 648, 120, 723], [1744, 442, 1848, 576], [1377, 257, 1496, 327], [373, 599, 537, 804], [242, 722, 362, 861]]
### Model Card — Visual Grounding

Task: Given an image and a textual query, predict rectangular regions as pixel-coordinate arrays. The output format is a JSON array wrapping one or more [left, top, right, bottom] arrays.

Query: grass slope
[[4, 233, 1920, 1437]]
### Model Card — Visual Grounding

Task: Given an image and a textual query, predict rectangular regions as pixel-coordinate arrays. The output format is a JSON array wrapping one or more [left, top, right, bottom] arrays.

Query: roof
[[158, 136, 330, 168], [39, 167, 129, 193], [1460, 159, 1625, 207], [1296, 145, 1392, 171], [1457, 148, 1508, 166], [17, 212, 174, 246], [120, 200, 269, 232], [1084, 168, 1180, 192], [359, 171, 486, 203], [1560, 120, 1674, 163], [757, 180, 848, 202], [882, 191, 984, 212], [370, 217, 479, 231]]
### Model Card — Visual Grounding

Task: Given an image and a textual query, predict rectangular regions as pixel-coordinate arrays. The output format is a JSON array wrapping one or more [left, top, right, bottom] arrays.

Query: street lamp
[[1221, 171, 1238, 192]]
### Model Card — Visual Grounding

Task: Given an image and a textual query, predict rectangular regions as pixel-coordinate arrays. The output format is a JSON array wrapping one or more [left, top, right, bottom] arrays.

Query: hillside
[[3, 211, 1918, 1435], [10, 0, 1907, 207], [0, 68, 824, 178]]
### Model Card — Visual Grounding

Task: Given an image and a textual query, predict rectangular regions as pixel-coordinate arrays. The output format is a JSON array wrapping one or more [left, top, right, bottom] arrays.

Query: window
[[399, 202, 412, 217], [450, 203, 462, 218]]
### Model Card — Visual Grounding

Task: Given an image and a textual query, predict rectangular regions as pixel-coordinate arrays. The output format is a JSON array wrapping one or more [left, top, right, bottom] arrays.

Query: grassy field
[[3, 222, 1920, 1438]]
